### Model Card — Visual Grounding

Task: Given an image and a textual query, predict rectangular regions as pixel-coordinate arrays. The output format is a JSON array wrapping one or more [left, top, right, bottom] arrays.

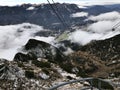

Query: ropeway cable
[[51, 0, 70, 28], [47, 0, 68, 29], [112, 20, 120, 31]]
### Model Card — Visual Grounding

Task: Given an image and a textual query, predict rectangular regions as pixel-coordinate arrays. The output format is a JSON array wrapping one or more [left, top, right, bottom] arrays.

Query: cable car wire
[[47, 0, 68, 29]]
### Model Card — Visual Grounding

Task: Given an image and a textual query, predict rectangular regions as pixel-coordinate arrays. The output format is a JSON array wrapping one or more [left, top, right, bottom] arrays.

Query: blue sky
[[0, 0, 120, 6]]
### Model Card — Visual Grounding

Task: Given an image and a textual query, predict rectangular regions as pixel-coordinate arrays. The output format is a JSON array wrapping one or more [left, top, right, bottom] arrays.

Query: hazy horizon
[[0, 0, 120, 6]]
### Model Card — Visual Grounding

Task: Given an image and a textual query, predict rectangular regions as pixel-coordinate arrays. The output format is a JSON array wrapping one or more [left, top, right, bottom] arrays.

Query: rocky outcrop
[[0, 58, 65, 90], [81, 34, 120, 63], [69, 51, 110, 78], [14, 52, 37, 62], [14, 39, 76, 77], [14, 39, 66, 63]]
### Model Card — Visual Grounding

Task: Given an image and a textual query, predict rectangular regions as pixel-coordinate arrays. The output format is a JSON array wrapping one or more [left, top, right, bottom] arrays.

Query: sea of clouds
[[69, 11, 120, 45], [0, 23, 54, 60]]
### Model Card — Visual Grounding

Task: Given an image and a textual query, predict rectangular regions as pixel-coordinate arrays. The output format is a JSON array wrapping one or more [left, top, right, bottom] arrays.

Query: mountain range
[[0, 3, 120, 30]]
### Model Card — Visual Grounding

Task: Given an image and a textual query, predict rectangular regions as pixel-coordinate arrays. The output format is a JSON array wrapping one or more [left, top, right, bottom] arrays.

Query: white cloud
[[69, 13, 120, 45], [87, 11, 120, 33], [88, 21, 114, 33], [69, 28, 120, 46], [71, 12, 88, 18], [0, 23, 55, 60], [88, 11, 120, 21], [69, 30, 102, 45], [1, 0, 120, 6]]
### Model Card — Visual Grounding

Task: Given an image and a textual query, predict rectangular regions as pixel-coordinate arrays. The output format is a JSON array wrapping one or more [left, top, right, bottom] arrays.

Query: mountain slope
[[0, 38, 116, 89], [79, 34, 120, 77], [0, 3, 120, 30], [0, 3, 80, 30]]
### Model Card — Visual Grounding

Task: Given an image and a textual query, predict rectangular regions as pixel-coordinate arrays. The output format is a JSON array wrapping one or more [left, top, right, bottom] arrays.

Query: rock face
[[0, 59, 64, 90], [70, 51, 109, 78], [14, 39, 76, 79], [58, 40, 81, 52], [14, 39, 66, 63]]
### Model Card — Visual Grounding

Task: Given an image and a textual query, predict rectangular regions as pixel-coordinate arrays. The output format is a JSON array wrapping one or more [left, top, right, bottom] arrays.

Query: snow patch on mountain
[[33, 36, 55, 44], [71, 12, 88, 18], [77, 5, 87, 9], [26, 6, 35, 10]]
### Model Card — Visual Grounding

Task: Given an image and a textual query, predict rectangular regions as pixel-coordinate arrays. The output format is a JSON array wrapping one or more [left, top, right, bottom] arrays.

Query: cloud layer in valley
[[69, 29, 120, 45], [87, 11, 120, 33], [88, 11, 120, 21], [0, 23, 54, 60], [0, 0, 120, 6], [88, 21, 115, 33], [69, 11, 120, 45]]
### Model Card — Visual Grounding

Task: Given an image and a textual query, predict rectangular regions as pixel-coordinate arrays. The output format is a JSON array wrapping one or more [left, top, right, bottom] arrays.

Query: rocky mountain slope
[[0, 39, 96, 89], [80, 34, 120, 77], [0, 34, 120, 89], [0, 39, 81, 89]]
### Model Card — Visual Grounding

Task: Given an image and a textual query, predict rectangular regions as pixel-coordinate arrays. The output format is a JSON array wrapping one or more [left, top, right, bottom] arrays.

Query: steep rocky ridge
[[14, 39, 67, 63], [81, 34, 120, 63], [78, 34, 120, 77]]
